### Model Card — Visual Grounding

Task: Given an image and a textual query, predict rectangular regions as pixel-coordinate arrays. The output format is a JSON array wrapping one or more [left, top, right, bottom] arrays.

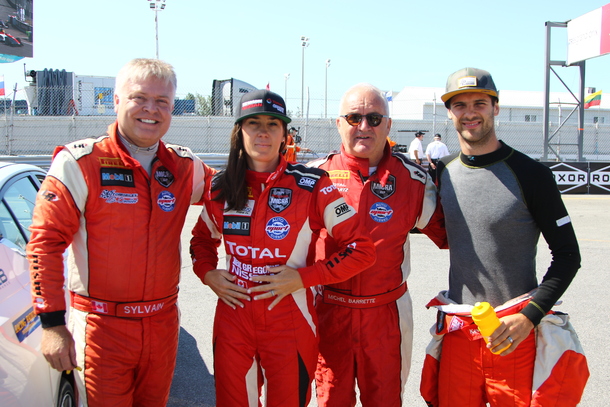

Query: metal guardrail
[[0, 155, 56, 169], [0, 151, 323, 170], [0, 154, 229, 170]]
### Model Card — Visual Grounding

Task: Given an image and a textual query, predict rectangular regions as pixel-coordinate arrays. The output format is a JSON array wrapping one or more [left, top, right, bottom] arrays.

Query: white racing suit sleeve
[[531, 313, 589, 406]]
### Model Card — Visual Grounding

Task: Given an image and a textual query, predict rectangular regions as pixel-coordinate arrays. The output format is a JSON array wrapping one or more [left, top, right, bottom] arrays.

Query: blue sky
[[1, 0, 608, 112]]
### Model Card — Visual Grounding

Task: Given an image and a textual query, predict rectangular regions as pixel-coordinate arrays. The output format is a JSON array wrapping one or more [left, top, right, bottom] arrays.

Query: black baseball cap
[[235, 89, 291, 124], [415, 131, 424, 137], [441, 67, 499, 106]]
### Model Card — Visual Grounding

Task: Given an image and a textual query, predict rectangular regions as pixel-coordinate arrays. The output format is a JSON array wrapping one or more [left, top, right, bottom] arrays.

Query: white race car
[[0, 162, 77, 406]]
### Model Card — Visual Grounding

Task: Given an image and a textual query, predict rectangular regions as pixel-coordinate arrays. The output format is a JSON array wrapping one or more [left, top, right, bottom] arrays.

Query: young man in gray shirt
[[420, 67, 588, 407]]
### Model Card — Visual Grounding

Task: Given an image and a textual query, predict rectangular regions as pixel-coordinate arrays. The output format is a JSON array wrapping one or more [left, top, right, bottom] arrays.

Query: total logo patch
[[157, 191, 176, 212], [369, 202, 393, 223], [265, 217, 290, 240]]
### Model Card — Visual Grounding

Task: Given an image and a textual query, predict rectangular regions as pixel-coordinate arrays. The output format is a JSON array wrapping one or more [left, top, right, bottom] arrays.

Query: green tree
[[185, 92, 213, 116]]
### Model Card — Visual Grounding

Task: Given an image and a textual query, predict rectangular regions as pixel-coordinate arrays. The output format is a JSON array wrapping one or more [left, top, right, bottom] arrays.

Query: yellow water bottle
[[471, 302, 510, 354]]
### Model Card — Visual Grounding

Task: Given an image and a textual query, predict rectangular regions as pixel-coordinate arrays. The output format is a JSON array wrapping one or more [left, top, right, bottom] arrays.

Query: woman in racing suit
[[190, 89, 375, 407]]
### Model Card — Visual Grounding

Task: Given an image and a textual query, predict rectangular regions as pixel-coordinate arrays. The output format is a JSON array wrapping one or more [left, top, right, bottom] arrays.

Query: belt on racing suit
[[435, 299, 531, 337], [322, 281, 407, 309], [70, 292, 178, 318]]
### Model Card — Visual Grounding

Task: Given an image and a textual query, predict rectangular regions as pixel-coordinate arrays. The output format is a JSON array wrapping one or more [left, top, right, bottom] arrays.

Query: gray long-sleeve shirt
[[437, 141, 581, 325]]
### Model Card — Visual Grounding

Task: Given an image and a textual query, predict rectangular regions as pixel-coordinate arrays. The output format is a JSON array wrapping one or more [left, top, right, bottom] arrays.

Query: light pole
[[148, 0, 167, 59], [324, 59, 331, 118], [300, 36, 309, 116], [284, 73, 290, 102]]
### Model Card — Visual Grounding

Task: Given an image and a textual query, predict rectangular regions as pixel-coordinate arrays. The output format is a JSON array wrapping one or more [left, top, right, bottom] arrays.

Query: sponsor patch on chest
[[100, 168, 135, 187], [99, 157, 127, 168], [224, 200, 255, 217], [370, 175, 396, 199], [223, 215, 251, 236], [369, 202, 393, 223], [100, 190, 138, 204], [265, 217, 290, 240], [154, 166, 175, 188], [157, 191, 176, 212], [327, 170, 350, 180], [268, 187, 292, 213]]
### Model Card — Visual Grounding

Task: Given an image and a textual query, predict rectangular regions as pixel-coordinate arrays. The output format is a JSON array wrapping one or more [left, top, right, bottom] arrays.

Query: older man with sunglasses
[[308, 83, 447, 407]]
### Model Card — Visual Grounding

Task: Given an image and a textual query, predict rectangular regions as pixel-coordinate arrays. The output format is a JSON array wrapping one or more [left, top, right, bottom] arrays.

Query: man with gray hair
[[27, 58, 215, 406], [309, 83, 447, 406]]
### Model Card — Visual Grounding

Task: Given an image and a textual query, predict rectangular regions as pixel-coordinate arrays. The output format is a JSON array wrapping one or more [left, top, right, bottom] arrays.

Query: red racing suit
[[27, 122, 214, 407], [420, 291, 589, 407], [190, 157, 375, 407], [309, 143, 447, 407]]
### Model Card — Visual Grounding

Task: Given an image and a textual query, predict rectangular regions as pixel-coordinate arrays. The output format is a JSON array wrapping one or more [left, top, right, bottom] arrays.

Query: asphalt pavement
[[168, 194, 610, 407]]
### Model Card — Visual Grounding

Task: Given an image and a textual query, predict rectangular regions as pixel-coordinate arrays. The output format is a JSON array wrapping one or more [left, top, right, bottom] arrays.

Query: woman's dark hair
[[213, 121, 287, 211]]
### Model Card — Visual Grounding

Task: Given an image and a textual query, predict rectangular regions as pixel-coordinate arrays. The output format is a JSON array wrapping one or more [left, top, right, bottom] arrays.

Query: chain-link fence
[[1, 86, 609, 162]]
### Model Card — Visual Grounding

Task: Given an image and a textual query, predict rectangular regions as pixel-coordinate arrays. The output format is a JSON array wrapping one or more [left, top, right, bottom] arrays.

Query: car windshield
[[0, 176, 39, 251]]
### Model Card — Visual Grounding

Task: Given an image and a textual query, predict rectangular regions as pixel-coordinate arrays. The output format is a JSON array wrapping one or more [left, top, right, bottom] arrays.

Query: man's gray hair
[[115, 58, 177, 97], [339, 83, 389, 115]]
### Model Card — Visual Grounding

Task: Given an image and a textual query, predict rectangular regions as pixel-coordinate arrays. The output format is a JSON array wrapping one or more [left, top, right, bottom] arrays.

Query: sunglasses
[[340, 113, 389, 127]]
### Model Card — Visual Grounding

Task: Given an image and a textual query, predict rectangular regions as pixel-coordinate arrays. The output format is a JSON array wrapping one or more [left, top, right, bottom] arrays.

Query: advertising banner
[[567, 3, 610, 65], [542, 162, 610, 194], [589, 163, 610, 194], [543, 162, 589, 194]]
